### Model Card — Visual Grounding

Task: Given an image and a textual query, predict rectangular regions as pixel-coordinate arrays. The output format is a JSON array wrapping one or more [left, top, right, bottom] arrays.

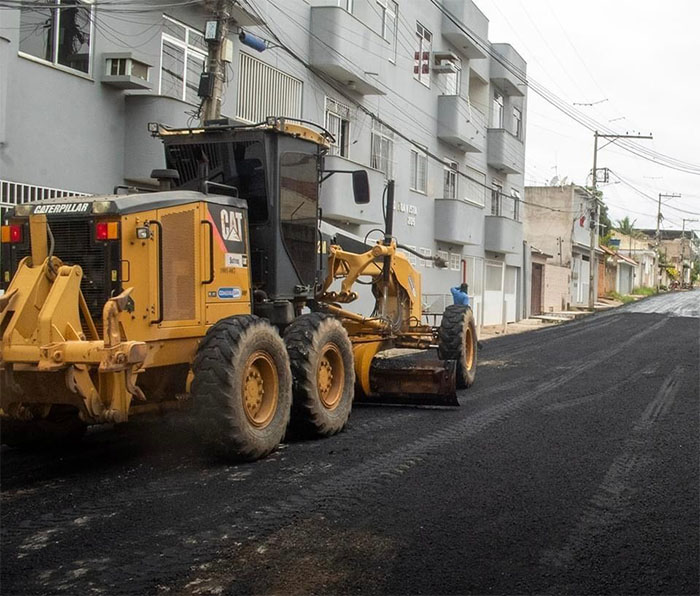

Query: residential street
[[1, 291, 698, 596]]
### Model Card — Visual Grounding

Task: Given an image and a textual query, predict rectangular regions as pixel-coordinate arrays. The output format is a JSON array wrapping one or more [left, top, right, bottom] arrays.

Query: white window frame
[[443, 159, 458, 199], [491, 181, 503, 216], [378, 0, 398, 62], [440, 58, 462, 96], [406, 244, 418, 267], [449, 252, 462, 272], [18, 0, 95, 76], [159, 16, 207, 104], [492, 90, 504, 128], [414, 22, 432, 87], [370, 120, 394, 178], [512, 189, 521, 221], [325, 98, 351, 158], [419, 247, 433, 268], [410, 148, 428, 193], [513, 107, 522, 138]]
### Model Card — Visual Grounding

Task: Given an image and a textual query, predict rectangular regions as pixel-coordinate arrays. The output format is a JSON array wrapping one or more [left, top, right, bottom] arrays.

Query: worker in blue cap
[[450, 282, 470, 306]]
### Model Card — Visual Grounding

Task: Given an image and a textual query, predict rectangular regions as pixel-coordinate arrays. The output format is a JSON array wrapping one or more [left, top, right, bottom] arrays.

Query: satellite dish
[[560, 176, 569, 186], [548, 176, 560, 186]]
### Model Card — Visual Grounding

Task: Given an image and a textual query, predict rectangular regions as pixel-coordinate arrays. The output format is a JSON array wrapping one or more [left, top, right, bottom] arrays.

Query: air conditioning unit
[[433, 50, 460, 74]]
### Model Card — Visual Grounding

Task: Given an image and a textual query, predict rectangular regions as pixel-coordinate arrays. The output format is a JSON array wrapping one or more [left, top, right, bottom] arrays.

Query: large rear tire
[[284, 313, 355, 437], [0, 406, 86, 449], [438, 305, 478, 389], [191, 315, 292, 461]]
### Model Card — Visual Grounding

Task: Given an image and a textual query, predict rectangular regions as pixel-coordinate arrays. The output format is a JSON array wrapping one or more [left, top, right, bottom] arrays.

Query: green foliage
[[598, 201, 612, 242], [606, 291, 636, 304], [632, 286, 657, 296]]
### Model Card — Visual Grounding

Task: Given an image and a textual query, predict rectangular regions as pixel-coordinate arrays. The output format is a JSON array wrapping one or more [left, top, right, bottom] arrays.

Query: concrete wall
[[543, 264, 570, 312], [1, 0, 528, 320]]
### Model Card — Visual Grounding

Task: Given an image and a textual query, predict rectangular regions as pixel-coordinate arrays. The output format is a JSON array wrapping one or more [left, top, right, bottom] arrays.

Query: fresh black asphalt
[[1, 290, 698, 595]]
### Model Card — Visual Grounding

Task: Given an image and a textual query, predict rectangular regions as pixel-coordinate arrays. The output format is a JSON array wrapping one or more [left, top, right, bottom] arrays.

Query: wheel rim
[[464, 325, 475, 370], [242, 351, 279, 428], [317, 343, 344, 410]]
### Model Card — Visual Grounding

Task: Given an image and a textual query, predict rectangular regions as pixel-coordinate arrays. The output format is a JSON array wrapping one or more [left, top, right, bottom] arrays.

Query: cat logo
[[220, 209, 243, 243]]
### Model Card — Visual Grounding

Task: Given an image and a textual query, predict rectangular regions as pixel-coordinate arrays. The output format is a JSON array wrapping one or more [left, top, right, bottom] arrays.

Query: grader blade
[[365, 349, 459, 407]]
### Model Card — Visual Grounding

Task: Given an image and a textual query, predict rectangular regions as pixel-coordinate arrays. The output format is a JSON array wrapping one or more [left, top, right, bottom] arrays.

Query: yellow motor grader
[[0, 118, 477, 460]]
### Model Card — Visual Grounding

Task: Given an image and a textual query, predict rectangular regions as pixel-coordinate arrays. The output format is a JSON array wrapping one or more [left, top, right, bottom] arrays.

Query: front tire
[[191, 315, 292, 461], [284, 313, 355, 437], [438, 305, 478, 389]]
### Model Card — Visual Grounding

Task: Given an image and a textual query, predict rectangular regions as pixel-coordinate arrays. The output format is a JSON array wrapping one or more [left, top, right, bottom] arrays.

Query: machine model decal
[[217, 287, 242, 300], [33, 203, 91, 215], [207, 205, 246, 256]]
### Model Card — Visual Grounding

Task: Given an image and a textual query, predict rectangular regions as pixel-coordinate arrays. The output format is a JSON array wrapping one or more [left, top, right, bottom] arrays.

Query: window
[[465, 166, 486, 206], [410, 149, 428, 193], [160, 16, 207, 104], [280, 152, 319, 286], [491, 181, 502, 216], [512, 189, 521, 221], [437, 57, 461, 96], [436, 249, 449, 269], [237, 53, 303, 123], [492, 90, 504, 128], [371, 120, 394, 178], [19, 0, 94, 74], [406, 245, 417, 267], [485, 263, 503, 291], [513, 107, 522, 138], [419, 247, 433, 268], [413, 22, 432, 87], [443, 159, 458, 199], [325, 98, 351, 158], [449, 252, 461, 272], [378, 1, 398, 61]]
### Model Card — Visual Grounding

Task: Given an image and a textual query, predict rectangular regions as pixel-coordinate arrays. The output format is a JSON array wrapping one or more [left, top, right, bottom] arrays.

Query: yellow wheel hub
[[242, 351, 278, 428], [464, 326, 475, 370], [317, 343, 344, 410]]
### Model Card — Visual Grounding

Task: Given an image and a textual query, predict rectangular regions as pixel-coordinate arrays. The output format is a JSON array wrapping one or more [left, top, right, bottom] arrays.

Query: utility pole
[[588, 130, 653, 309], [201, 0, 232, 124], [656, 192, 681, 290]]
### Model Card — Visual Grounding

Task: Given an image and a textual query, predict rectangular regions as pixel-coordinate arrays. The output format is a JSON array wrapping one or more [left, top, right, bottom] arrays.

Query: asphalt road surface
[[1, 291, 698, 595]]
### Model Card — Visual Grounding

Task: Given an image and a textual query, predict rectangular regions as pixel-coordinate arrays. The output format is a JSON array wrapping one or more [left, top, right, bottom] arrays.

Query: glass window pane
[[185, 53, 205, 104], [163, 17, 185, 41], [188, 30, 206, 52], [161, 41, 185, 100], [19, 3, 56, 63], [56, 0, 91, 73]]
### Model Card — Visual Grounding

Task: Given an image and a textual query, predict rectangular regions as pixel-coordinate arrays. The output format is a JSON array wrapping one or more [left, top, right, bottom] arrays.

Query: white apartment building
[[1, 0, 528, 325]]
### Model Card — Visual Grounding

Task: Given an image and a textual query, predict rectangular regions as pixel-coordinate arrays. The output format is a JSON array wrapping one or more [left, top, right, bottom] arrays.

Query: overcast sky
[[477, 0, 700, 233]]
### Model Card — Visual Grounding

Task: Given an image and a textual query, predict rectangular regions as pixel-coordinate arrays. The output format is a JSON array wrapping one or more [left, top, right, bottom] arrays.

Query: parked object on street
[[0, 119, 476, 460]]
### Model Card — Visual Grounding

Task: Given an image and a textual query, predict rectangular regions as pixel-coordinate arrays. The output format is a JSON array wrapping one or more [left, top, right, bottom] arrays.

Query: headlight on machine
[[92, 200, 114, 214]]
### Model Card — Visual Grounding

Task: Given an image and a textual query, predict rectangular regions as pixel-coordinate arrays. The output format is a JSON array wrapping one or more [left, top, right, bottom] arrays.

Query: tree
[[615, 216, 638, 236], [598, 201, 613, 246]]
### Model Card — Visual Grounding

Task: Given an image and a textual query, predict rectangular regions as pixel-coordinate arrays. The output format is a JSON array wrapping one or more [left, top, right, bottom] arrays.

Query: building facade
[[523, 185, 599, 310], [637, 229, 700, 286], [1, 0, 528, 325]]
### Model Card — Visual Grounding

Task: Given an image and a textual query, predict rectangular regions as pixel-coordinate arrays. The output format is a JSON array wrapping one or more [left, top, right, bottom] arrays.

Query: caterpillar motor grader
[[0, 117, 477, 460]]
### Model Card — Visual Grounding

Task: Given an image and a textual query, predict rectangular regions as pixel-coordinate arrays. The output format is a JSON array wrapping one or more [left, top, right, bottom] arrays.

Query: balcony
[[437, 96, 486, 153], [434, 199, 484, 246], [487, 128, 524, 174], [490, 43, 526, 96], [441, 0, 489, 60], [309, 6, 385, 95], [320, 155, 385, 225], [484, 215, 523, 254]]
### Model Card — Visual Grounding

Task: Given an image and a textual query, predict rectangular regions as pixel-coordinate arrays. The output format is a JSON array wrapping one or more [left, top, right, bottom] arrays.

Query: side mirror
[[352, 170, 370, 204]]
